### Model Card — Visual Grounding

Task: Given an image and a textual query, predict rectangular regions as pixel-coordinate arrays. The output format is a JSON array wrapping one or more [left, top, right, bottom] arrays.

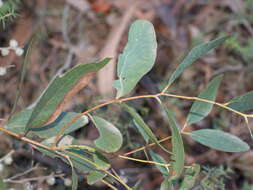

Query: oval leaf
[[186, 75, 223, 125], [92, 116, 123, 153], [113, 19, 157, 98], [226, 91, 253, 112], [87, 171, 105, 185], [25, 58, 110, 131], [163, 106, 185, 177], [164, 36, 228, 90], [188, 129, 250, 152]]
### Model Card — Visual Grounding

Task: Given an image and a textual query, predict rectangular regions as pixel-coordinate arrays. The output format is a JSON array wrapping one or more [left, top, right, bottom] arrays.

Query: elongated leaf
[[37, 136, 96, 172], [186, 75, 223, 125], [226, 91, 253, 112], [93, 151, 110, 170], [149, 150, 170, 177], [165, 36, 228, 89], [122, 103, 169, 153], [122, 103, 157, 143], [179, 164, 200, 190], [71, 169, 78, 190], [7, 110, 88, 138], [113, 19, 157, 98], [31, 112, 88, 138], [163, 106, 185, 177], [25, 58, 110, 131], [92, 116, 123, 153], [188, 129, 250, 152], [87, 171, 106, 185]]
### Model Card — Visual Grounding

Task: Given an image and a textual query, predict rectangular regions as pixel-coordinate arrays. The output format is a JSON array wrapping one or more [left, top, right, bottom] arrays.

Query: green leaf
[[163, 106, 185, 177], [122, 103, 169, 153], [186, 75, 223, 125], [71, 167, 78, 190], [91, 116, 123, 153], [179, 164, 200, 190], [226, 91, 253, 112], [25, 58, 110, 131], [37, 136, 95, 172], [164, 36, 228, 90], [123, 104, 156, 143], [7, 109, 32, 134], [149, 150, 170, 177], [188, 129, 250, 152], [93, 151, 110, 170], [113, 19, 157, 98], [133, 119, 150, 143], [87, 170, 106, 185], [31, 112, 88, 138], [7, 110, 88, 138], [160, 178, 173, 190]]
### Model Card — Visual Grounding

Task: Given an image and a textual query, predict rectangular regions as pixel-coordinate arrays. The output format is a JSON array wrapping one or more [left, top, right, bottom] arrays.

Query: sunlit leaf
[[188, 129, 250, 152], [149, 150, 170, 177], [164, 36, 228, 90], [92, 116, 123, 153], [25, 58, 110, 131], [163, 106, 185, 177], [113, 19, 157, 98], [186, 75, 223, 125], [226, 91, 253, 112]]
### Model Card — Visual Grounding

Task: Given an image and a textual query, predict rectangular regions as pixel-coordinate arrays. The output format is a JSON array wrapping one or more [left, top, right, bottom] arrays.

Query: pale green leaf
[[25, 58, 110, 131], [122, 103, 170, 153], [163, 106, 185, 177], [149, 150, 170, 177], [179, 164, 200, 190], [186, 75, 223, 125], [123, 103, 156, 143], [93, 151, 110, 170], [7, 110, 88, 138], [31, 112, 88, 138], [160, 178, 173, 190], [188, 129, 250, 152], [164, 36, 228, 90], [92, 116, 123, 153], [87, 171, 105, 185], [133, 119, 150, 143], [71, 167, 78, 190], [113, 19, 157, 98], [226, 91, 253, 112]]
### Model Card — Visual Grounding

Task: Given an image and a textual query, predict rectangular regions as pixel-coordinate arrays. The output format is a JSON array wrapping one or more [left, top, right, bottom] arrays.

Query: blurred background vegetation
[[0, 0, 253, 189]]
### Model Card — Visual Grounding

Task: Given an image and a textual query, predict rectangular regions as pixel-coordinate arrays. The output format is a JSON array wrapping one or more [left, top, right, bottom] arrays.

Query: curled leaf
[[91, 116, 123, 153], [113, 19, 157, 98]]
